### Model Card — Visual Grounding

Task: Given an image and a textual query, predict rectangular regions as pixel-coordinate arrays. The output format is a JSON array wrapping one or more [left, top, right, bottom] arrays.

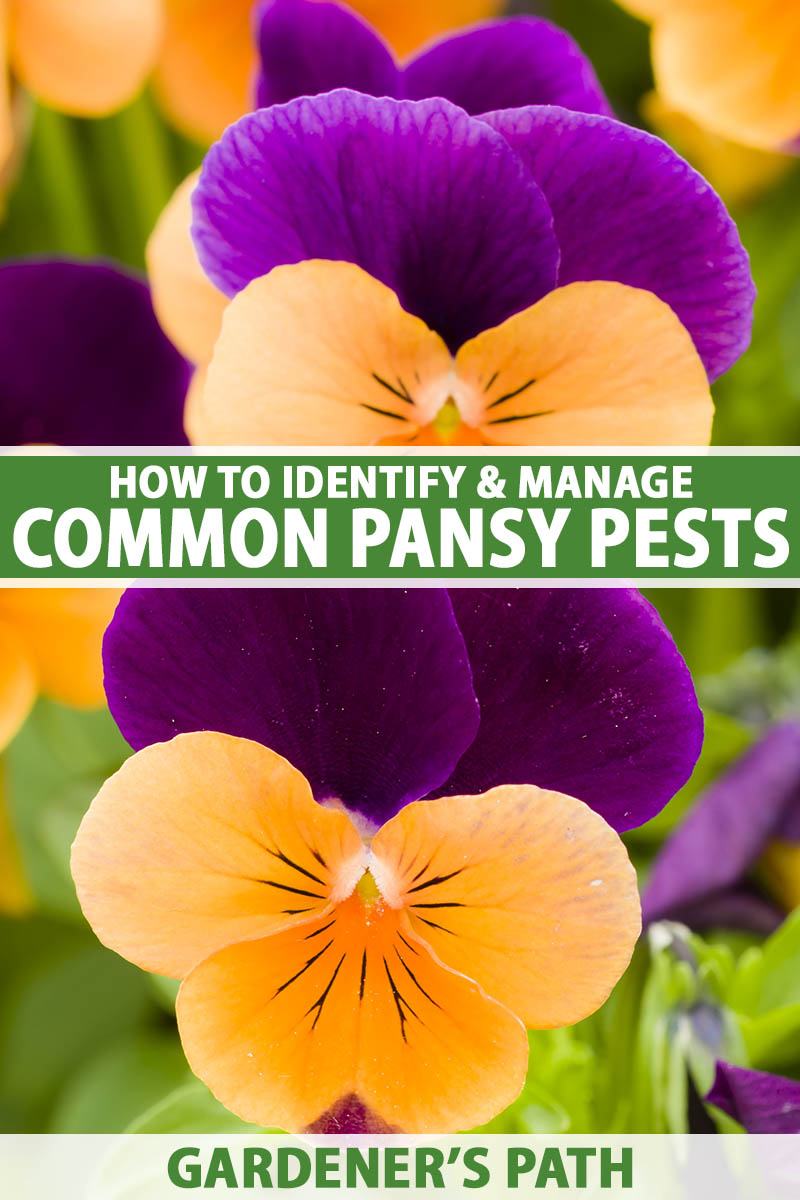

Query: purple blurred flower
[[102, 587, 702, 833], [644, 723, 800, 934], [0, 260, 189, 445], [707, 1061, 800, 1133], [254, 0, 612, 120]]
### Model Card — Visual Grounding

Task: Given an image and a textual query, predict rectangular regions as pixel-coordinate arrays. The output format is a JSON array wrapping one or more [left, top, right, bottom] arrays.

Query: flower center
[[433, 397, 462, 442], [356, 869, 382, 907]]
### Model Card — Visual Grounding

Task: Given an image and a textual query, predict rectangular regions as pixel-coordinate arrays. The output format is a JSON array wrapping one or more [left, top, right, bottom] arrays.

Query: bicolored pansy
[[100, 588, 703, 834], [73, 731, 642, 1132], [643, 722, 800, 934], [0, 259, 189, 445], [158, 0, 506, 142], [70, 592, 700, 1132], [72, 587, 703, 1130], [618, 0, 800, 153], [150, 89, 753, 446], [148, 0, 612, 383], [707, 1061, 800, 1133]]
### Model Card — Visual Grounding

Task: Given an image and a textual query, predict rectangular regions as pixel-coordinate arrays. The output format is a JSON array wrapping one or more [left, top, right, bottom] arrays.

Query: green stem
[[28, 105, 97, 257], [107, 89, 180, 264]]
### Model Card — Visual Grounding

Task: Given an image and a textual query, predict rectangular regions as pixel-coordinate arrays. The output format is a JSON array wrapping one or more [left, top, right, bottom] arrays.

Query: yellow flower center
[[432, 397, 462, 442], [356, 869, 382, 907]]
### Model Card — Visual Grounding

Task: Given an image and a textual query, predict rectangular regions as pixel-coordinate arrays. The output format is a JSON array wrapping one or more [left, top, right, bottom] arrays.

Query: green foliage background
[[1, 0, 799, 1136]]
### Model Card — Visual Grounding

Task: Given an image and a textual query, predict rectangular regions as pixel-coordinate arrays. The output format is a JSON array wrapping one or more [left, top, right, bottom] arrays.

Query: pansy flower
[[148, 0, 612, 388], [157, 0, 507, 143], [74, 731, 642, 1131], [643, 722, 800, 935], [151, 89, 753, 446], [0, 259, 189, 445], [618, 0, 800, 153], [73, 588, 701, 1130], [707, 1061, 800, 1133]]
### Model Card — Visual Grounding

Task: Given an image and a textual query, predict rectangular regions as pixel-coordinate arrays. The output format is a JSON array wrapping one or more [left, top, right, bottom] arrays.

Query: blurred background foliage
[[1, 0, 800, 1137]]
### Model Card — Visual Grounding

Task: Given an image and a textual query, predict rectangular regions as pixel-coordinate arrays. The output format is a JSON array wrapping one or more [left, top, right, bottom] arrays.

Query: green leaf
[[148, 973, 180, 1014], [4, 699, 130, 918], [699, 640, 800, 726], [728, 910, 800, 1015], [0, 915, 153, 1131], [127, 1079, 262, 1134], [478, 1028, 597, 1134], [726, 912, 800, 1070], [739, 1004, 800, 1072], [49, 1029, 189, 1133]]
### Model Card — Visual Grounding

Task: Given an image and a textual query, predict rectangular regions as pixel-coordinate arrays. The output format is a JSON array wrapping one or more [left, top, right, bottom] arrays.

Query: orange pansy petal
[[196, 260, 452, 446], [0, 617, 37, 751], [0, 587, 121, 709], [182, 365, 208, 444], [72, 732, 365, 979], [177, 895, 527, 1132], [8, 0, 162, 115], [456, 281, 713, 446], [372, 785, 642, 1030], [146, 171, 228, 366], [652, 2, 800, 150], [356, 0, 502, 57], [156, 0, 255, 142]]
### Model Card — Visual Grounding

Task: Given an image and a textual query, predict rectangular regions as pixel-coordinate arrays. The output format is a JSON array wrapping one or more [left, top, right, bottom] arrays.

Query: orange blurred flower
[[1, 0, 504, 164], [155, 0, 504, 142], [0, 588, 121, 752], [0, 586, 121, 917], [619, 0, 800, 152]]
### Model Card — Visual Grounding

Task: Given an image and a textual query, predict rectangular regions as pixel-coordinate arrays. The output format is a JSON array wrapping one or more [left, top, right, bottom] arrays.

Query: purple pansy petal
[[404, 18, 611, 118], [254, 0, 400, 110], [482, 106, 754, 381], [192, 91, 559, 350], [439, 589, 703, 833], [103, 588, 480, 827], [307, 1095, 399, 1134], [0, 260, 189, 446], [707, 1062, 800, 1133], [643, 723, 800, 925], [662, 888, 784, 936], [253, 1, 611, 120]]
